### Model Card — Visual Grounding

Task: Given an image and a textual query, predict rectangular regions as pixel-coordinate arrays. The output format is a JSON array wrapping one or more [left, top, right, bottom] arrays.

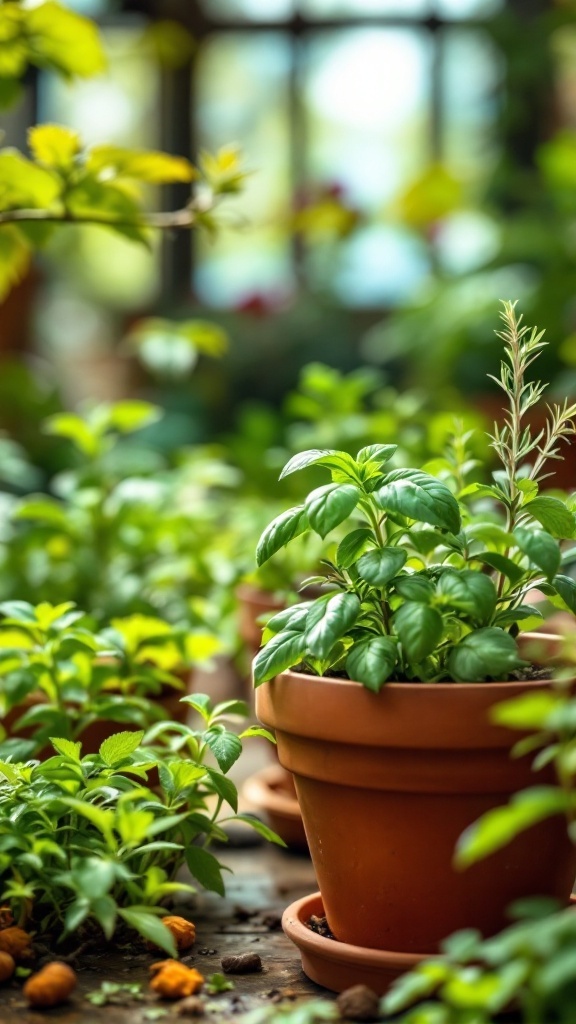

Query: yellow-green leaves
[[29, 125, 81, 172], [125, 318, 228, 378], [0, 1, 106, 110], [199, 145, 249, 195], [86, 145, 196, 185]]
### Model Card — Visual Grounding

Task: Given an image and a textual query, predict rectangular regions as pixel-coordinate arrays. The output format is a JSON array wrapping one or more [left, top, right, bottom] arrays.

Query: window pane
[[200, 0, 293, 21], [300, 0, 429, 16], [441, 28, 503, 182], [435, 0, 503, 19], [303, 28, 432, 303], [195, 33, 294, 306]]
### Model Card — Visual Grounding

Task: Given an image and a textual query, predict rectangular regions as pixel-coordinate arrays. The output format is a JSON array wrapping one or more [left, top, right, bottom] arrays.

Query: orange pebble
[[0, 952, 15, 983], [149, 960, 204, 1000], [148, 916, 196, 953], [23, 962, 77, 1008], [0, 926, 33, 960]]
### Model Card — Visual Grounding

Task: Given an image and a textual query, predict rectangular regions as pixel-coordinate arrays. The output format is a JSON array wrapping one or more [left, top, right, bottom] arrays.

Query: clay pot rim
[[282, 891, 431, 966], [242, 764, 300, 820]]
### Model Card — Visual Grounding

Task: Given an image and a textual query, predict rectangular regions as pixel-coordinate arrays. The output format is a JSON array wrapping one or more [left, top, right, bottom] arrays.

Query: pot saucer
[[241, 764, 308, 851], [282, 892, 430, 994]]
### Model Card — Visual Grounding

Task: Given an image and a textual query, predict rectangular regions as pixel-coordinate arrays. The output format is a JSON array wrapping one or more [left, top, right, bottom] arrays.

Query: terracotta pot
[[241, 763, 308, 851], [255, 635, 575, 956], [236, 584, 285, 655]]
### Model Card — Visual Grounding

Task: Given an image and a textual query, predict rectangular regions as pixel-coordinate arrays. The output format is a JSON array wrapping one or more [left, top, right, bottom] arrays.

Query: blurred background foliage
[[1, 0, 576, 658]]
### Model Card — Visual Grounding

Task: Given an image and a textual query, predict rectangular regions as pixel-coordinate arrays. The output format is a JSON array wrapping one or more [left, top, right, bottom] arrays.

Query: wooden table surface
[[0, 840, 330, 1023]]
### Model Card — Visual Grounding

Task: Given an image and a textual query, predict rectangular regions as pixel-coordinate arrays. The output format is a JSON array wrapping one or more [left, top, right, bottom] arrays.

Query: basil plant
[[253, 302, 576, 690]]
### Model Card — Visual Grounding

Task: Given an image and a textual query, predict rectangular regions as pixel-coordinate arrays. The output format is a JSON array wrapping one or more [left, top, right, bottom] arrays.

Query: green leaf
[[357, 547, 407, 587], [185, 846, 225, 895], [264, 603, 311, 636], [179, 692, 211, 721], [551, 573, 576, 613], [204, 727, 242, 773], [0, 150, 60, 208], [43, 412, 97, 457], [26, 1, 106, 78], [448, 628, 523, 682], [28, 124, 80, 171], [205, 768, 238, 812], [376, 469, 461, 533], [491, 691, 561, 730], [0, 225, 31, 301], [118, 909, 177, 958], [513, 528, 561, 581], [455, 787, 568, 868], [305, 592, 361, 659], [49, 737, 82, 762], [87, 145, 195, 184], [99, 730, 144, 766], [436, 570, 497, 624], [107, 401, 162, 433], [525, 496, 575, 538], [392, 576, 435, 603], [279, 448, 337, 479], [394, 603, 444, 663], [346, 636, 398, 691], [305, 483, 361, 539], [234, 813, 286, 846], [475, 552, 524, 584], [336, 528, 373, 569], [256, 506, 308, 566], [65, 177, 148, 244], [356, 444, 397, 465], [253, 630, 307, 685]]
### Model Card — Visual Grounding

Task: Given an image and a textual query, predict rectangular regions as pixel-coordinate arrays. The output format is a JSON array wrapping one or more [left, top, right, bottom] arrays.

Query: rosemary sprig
[[488, 300, 576, 531]]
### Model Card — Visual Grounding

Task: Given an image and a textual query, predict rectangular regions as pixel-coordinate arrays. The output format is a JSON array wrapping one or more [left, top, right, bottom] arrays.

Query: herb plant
[[0, 699, 279, 954], [254, 302, 576, 689], [0, 600, 207, 761]]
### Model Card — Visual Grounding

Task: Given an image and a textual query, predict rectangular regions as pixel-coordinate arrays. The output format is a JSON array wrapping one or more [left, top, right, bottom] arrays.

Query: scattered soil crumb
[[176, 995, 205, 1017], [221, 953, 262, 974], [337, 985, 380, 1021], [306, 915, 336, 940]]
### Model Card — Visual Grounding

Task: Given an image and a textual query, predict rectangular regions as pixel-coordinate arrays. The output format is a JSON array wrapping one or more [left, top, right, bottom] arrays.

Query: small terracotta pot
[[256, 634, 576, 957], [241, 763, 308, 851]]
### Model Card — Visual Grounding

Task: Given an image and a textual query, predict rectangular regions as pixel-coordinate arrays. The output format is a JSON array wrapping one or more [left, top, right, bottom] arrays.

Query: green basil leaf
[[376, 469, 461, 533], [305, 592, 360, 660], [513, 528, 561, 581], [551, 573, 576, 613], [394, 603, 444, 663], [256, 506, 308, 566], [336, 528, 373, 569], [436, 570, 497, 624], [265, 602, 312, 635], [357, 547, 407, 587], [99, 730, 144, 767], [252, 630, 307, 685], [448, 628, 523, 682], [475, 552, 524, 585], [346, 636, 398, 692], [356, 444, 397, 465], [524, 496, 576, 538], [392, 576, 435, 603], [305, 483, 361, 539], [279, 449, 337, 480]]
